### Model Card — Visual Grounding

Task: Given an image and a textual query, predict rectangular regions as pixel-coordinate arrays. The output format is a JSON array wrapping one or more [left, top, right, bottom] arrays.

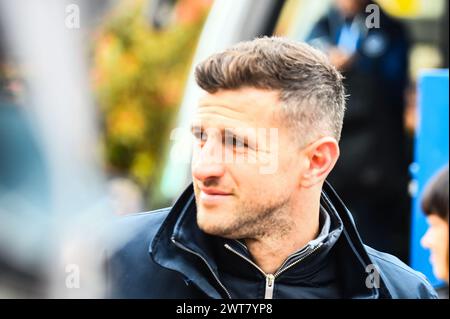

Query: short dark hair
[[194, 36, 346, 145], [421, 164, 449, 220]]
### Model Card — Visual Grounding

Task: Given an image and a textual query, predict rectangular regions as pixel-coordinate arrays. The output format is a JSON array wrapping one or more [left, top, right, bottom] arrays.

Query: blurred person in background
[[421, 165, 449, 299], [307, 0, 411, 262]]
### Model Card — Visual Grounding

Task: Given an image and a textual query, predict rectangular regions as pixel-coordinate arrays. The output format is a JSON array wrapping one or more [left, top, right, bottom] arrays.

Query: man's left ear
[[300, 137, 340, 188]]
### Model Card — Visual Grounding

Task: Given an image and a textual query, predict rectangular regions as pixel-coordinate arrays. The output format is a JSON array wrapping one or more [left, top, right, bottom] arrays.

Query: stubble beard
[[195, 191, 293, 241]]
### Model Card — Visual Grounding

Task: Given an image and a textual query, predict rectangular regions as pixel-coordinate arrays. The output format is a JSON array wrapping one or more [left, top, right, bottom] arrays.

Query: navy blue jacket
[[105, 182, 437, 299]]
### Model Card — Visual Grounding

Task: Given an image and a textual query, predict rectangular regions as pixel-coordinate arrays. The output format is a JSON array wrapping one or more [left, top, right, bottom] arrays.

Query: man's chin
[[197, 222, 228, 237], [196, 212, 238, 238]]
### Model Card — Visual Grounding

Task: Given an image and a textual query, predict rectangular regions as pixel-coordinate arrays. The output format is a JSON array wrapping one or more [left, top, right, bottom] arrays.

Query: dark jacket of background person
[[307, 3, 411, 262], [105, 183, 437, 299]]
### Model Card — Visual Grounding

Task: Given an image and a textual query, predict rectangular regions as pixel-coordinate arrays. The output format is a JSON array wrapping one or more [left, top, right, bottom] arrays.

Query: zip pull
[[265, 274, 275, 299]]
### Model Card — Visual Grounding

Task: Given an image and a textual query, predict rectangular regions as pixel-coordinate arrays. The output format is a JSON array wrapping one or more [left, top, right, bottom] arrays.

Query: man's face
[[191, 88, 306, 239]]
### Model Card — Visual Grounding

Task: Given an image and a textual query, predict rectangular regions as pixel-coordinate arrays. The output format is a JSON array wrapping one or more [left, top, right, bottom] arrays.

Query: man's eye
[[193, 130, 207, 142], [225, 135, 247, 148]]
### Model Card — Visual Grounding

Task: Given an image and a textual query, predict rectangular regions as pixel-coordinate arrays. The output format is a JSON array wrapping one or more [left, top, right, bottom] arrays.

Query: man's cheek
[[258, 128, 279, 175]]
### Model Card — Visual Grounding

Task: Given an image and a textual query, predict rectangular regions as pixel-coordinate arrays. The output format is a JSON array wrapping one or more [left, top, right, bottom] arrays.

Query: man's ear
[[299, 137, 340, 188]]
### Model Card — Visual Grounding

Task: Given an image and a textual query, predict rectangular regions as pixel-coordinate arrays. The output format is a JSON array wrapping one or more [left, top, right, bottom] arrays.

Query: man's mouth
[[199, 187, 233, 203]]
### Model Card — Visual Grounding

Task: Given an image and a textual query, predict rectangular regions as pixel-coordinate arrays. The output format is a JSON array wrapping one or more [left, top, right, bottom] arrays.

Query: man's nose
[[192, 139, 225, 181]]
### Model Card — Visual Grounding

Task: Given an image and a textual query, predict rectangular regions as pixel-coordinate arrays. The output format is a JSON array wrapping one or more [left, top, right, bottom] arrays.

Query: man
[[307, 0, 411, 262], [106, 37, 436, 299]]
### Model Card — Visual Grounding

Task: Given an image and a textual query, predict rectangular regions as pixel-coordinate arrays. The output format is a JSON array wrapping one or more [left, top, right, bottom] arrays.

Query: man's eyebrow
[[190, 123, 211, 133], [190, 124, 256, 141], [191, 125, 239, 136], [223, 128, 243, 137]]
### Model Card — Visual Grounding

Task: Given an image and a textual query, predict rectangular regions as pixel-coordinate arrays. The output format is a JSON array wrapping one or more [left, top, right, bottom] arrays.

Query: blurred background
[[0, 0, 448, 298]]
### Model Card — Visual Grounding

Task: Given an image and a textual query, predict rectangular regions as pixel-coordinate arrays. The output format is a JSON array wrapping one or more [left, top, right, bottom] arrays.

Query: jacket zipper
[[224, 242, 323, 299], [234, 239, 249, 251], [273, 243, 323, 278], [171, 237, 232, 299], [265, 274, 275, 299]]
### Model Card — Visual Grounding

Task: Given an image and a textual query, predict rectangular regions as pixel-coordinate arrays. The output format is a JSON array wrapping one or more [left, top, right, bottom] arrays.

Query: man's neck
[[243, 192, 321, 275]]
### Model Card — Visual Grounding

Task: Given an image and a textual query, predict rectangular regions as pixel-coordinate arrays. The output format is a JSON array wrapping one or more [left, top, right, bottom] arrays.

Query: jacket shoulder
[[365, 246, 438, 299], [105, 208, 173, 298], [117, 208, 171, 247], [105, 208, 171, 264], [121, 208, 170, 230]]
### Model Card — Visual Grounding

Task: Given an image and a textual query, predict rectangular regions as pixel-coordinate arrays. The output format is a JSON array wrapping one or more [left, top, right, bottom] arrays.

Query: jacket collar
[[150, 182, 393, 299], [322, 181, 393, 299], [149, 185, 226, 298]]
